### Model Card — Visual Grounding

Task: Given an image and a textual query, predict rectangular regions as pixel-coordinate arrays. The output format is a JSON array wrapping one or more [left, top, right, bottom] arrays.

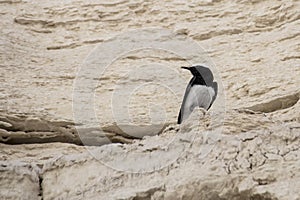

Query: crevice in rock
[[46, 39, 106, 50], [0, 0, 22, 4], [119, 185, 166, 200], [0, 133, 82, 145], [245, 92, 299, 113], [0, 113, 139, 146], [230, 192, 276, 200], [38, 175, 43, 200], [0, 127, 137, 146]]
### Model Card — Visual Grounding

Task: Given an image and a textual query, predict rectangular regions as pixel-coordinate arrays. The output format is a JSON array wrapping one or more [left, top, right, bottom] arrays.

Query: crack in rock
[[245, 92, 300, 113], [0, 112, 137, 146]]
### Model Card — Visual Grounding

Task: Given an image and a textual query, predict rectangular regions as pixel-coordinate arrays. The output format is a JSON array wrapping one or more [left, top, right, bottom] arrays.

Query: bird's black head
[[181, 65, 214, 85]]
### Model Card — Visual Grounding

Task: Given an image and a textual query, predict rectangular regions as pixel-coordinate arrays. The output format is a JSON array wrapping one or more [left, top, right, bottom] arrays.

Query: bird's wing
[[177, 77, 195, 124], [196, 65, 214, 85], [207, 81, 218, 110]]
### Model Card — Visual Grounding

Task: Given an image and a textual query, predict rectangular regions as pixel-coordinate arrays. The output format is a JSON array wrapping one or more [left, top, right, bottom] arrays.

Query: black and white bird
[[177, 65, 218, 124]]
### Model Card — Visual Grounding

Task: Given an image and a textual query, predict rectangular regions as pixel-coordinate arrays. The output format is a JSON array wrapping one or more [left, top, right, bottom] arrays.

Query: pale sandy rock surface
[[1, 0, 300, 199], [0, 161, 41, 200]]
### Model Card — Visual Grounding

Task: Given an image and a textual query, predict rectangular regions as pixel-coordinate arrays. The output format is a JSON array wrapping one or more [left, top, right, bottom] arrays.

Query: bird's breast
[[184, 85, 215, 112]]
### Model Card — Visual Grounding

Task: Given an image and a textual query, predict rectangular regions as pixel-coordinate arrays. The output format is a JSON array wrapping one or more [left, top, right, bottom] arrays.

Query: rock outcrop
[[0, 0, 299, 199]]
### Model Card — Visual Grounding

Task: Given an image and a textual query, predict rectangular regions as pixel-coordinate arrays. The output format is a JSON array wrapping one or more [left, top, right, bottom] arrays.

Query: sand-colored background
[[0, 0, 300, 199]]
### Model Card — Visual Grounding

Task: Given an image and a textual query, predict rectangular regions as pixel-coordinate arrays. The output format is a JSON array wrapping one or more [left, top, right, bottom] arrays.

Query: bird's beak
[[181, 66, 190, 70]]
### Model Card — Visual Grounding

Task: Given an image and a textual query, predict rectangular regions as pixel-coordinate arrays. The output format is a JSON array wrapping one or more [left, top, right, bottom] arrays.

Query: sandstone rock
[[0, 161, 41, 200], [39, 110, 299, 199], [0, 0, 299, 199]]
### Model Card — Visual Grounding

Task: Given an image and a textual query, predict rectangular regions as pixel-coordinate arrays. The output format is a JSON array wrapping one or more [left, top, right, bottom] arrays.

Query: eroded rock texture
[[0, 0, 299, 199]]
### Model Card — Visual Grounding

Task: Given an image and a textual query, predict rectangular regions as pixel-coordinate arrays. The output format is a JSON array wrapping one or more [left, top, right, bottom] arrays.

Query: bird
[[177, 65, 218, 124]]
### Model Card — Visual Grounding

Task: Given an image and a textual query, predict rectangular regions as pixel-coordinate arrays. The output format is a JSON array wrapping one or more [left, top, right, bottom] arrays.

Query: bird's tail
[[177, 109, 182, 124]]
